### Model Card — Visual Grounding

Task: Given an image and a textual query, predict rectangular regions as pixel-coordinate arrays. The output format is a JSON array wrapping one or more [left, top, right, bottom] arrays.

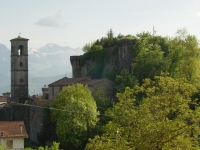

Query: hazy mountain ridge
[[29, 43, 83, 77], [0, 43, 83, 95]]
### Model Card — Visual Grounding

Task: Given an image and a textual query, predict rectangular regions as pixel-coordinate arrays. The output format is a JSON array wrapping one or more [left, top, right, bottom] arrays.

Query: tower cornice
[[10, 36, 29, 41]]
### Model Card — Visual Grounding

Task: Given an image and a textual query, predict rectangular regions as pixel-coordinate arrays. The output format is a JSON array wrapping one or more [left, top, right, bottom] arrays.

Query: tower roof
[[10, 36, 29, 41]]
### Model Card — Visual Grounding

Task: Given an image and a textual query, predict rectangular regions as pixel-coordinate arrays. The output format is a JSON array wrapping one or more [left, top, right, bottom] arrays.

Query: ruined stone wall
[[29, 106, 45, 144], [102, 48, 119, 78], [71, 39, 135, 78], [81, 59, 95, 77], [70, 56, 81, 78], [88, 79, 116, 99], [0, 106, 11, 120], [117, 39, 134, 72]]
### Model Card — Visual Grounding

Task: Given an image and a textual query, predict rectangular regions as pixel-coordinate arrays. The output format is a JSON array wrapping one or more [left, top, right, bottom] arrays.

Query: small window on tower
[[20, 61, 23, 67], [18, 45, 23, 55]]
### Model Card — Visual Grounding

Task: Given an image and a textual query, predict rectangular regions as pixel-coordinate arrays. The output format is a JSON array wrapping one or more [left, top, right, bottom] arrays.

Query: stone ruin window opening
[[18, 45, 23, 55], [20, 61, 23, 67]]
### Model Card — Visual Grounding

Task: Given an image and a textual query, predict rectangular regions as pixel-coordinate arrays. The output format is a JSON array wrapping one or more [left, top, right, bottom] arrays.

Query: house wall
[[0, 137, 24, 149], [48, 86, 63, 100]]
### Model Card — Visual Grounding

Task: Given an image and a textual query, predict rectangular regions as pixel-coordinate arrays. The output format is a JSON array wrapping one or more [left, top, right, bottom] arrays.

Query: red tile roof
[[48, 77, 92, 86], [0, 121, 28, 138]]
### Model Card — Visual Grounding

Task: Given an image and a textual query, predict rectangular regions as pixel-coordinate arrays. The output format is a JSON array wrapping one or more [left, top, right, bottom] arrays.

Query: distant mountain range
[[0, 43, 83, 95]]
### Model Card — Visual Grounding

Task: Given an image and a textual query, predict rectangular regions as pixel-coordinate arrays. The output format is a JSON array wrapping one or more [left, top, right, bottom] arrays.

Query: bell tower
[[10, 36, 29, 100]]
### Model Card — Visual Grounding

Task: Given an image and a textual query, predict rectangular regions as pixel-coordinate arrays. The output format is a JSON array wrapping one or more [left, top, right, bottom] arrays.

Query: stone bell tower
[[10, 35, 29, 100]]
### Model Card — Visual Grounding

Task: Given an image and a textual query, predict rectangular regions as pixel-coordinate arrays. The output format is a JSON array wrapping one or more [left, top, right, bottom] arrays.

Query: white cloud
[[197, 11, 200, 17], [35, 11, 66, 28]]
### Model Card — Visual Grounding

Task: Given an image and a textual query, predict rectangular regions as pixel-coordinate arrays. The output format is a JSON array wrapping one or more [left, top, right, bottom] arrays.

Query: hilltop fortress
[[70, 39, 135, 78]]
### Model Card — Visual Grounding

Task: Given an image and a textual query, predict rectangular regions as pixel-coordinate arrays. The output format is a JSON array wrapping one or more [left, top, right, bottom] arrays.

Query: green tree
[[93, 87, 112, 115], [115, 69, 138, 93], [132, 42, 170, 84], [86, 75, 200, 150], [24, 142, 60, 150], [168, 29, 200, 88], [91, 44, 103, 51], [90, 87, 113, 136], [51, 84, 98, 148], [0, 145, 6, 150], [107, 29, 114, 40], [82, 42, 94, 52]]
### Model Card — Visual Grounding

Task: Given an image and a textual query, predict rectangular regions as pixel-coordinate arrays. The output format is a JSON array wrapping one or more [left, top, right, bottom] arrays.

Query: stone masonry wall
[[71, 39, 135, 78], [0, 99, 52, 144]]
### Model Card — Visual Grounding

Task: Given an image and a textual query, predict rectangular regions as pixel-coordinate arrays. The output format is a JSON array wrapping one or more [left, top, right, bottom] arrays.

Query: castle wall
[[71, 40, 135, 78], [0, 106, 11, 121], [118, 40, 134, 72], [70, 56, 81, 78], [0, 101, 51, 144], [81, 60, 95, 77], [29, 105, 45, 144]]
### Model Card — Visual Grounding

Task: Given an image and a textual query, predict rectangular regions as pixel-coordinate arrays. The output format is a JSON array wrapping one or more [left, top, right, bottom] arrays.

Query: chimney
[[20, 125, 22, 134]]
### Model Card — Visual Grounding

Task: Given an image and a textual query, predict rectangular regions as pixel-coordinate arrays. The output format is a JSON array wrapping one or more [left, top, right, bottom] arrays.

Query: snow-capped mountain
[[29, 43, 83, 77], [0, 43, 84, 95]]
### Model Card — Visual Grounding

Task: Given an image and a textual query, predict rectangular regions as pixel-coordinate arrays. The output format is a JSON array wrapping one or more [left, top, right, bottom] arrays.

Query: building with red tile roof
[[0, 121, 28, 149]]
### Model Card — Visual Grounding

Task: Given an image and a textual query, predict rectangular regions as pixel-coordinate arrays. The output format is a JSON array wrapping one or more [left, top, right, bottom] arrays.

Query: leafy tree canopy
[[82, 29, 136, 52], [115, 69, 138, 93], [86, 75, 200, 150], [168, 29, 200, 88], [51, 84, 98, 148], [24, 142, 60, 150]]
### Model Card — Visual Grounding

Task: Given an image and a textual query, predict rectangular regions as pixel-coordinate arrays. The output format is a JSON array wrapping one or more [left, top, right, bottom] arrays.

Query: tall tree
[[115, 69, 138, 93], [51, 84, 98, 148], [86, 75, 200, 150], [82, 42, 94, 52], [132, 41, 170, 84], [168, 29, 200, 88]]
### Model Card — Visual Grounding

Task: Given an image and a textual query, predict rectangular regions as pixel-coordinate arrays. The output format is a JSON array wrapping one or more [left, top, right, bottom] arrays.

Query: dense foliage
[[82, 29, 135, 52], [82, 29, 200, 87], [51, 84, 98, 149], [86, 75, 200, 149], [24, 142, 60, 150]]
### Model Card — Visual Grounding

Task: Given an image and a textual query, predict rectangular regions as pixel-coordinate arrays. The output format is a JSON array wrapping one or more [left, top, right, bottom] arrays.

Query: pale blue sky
[[0, 0, 200, 49]]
